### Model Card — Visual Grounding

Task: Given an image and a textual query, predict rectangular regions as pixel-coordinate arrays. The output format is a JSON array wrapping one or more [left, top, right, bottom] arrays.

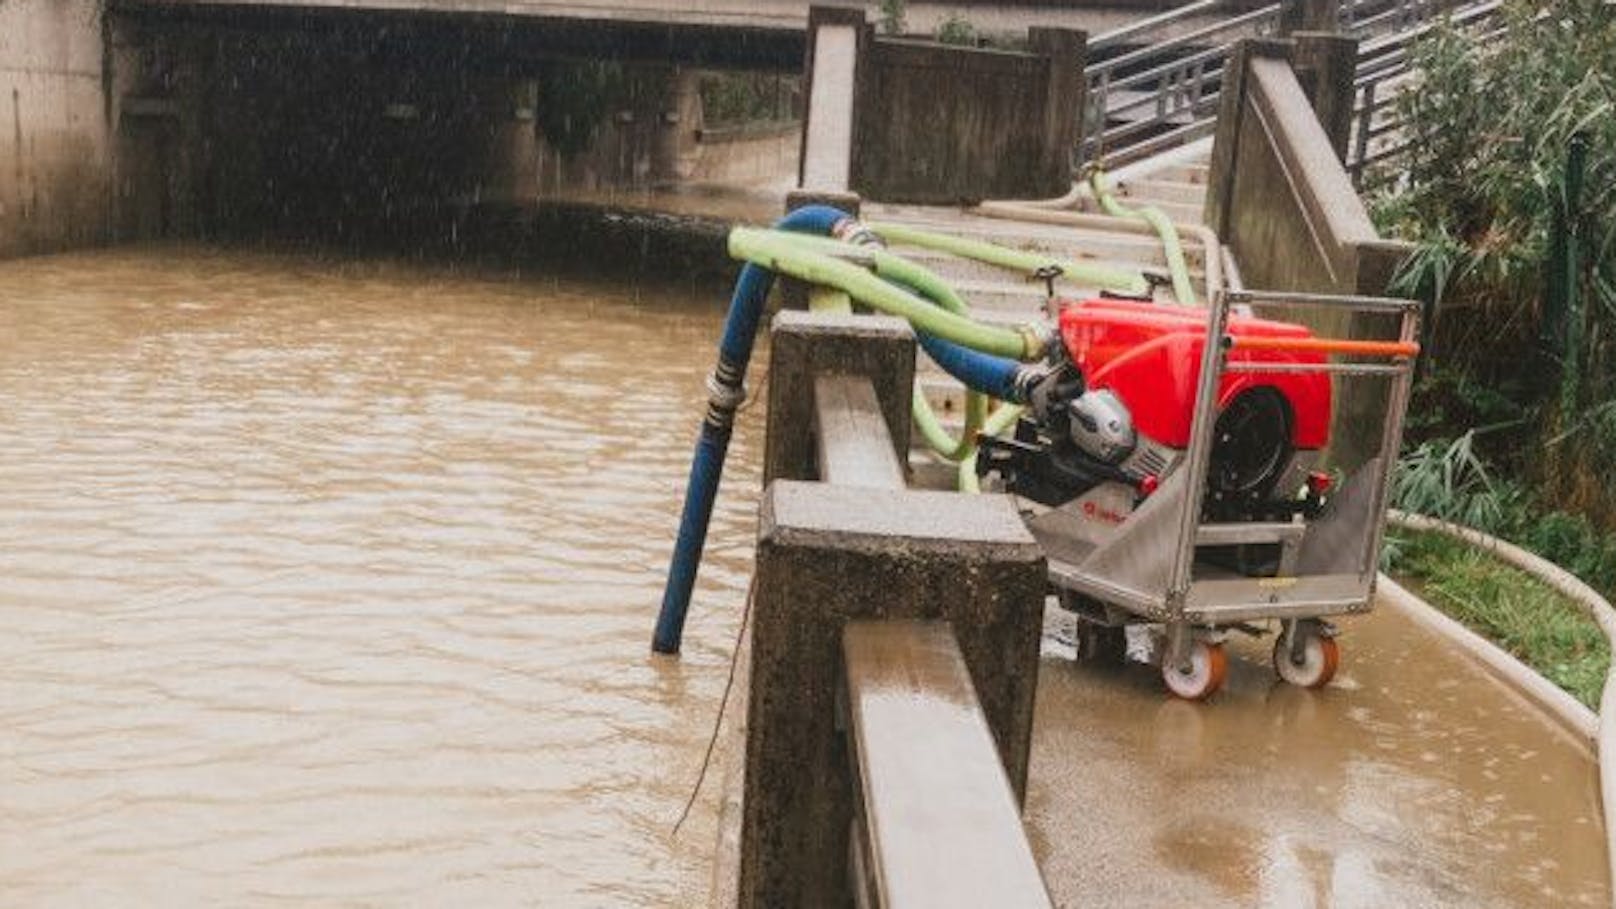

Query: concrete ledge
[[762, 310, 915, 484], [739, 480, 1045, 906]]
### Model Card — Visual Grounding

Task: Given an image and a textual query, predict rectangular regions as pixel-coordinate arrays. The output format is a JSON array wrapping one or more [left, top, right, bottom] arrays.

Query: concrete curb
[[1376, 575, 1598, 746], [1386, 511, 1616, 896]]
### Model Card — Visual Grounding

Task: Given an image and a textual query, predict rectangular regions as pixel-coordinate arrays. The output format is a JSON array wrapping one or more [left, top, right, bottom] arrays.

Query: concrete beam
[[740, 480, 1046, 906], [813, 374, 906, 490], [843, 620, 1053, 908]]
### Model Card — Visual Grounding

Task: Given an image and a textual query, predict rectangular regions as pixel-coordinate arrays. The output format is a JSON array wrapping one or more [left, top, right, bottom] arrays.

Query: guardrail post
[[738, 313, 1048, 907], [1280, 0, 1343, 33], [1292, 32, 1359, 160], [741, 482, 1046, 906], [1028, 27, 1087, 198], [762, 310, 915, 484]]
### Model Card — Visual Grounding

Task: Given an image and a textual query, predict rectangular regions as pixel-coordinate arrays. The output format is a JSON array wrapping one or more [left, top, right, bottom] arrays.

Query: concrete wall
[[689, 121, 800, 185], [0, 0, 114, 257], [847, 27, 1085, 204], [1204, 38, 1415, 467]]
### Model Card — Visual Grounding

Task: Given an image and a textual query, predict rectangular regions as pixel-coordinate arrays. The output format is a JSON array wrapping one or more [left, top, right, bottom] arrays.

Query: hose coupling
[[831, 217, 887, 249], [705, 371, 748, 411], [1016, 323, 1055, 361]]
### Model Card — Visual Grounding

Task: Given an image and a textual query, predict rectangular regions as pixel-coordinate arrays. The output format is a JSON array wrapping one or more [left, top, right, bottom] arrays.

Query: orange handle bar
[[1223, 336, 1421, 358]]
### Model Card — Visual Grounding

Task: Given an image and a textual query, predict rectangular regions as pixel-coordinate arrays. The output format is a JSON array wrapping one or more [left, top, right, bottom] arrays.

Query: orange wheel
[[1162, 640, 1227, 700], [1273, 632, 1339, 688]]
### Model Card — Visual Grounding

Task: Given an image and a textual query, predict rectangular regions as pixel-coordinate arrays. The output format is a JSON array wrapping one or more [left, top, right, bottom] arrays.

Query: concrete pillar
[[0, 0, 116, 256], [762, 310, 913, 484], [1028, 27, 1087, 196], [740, 481, 1047, 906], [479, 78, 540, 204], [1281, 0, 1343, 34], [651, 67, 701, 184], [1292, 32, 1359, 162], [740, 310, 1047, 906], [798, 5, 868, 192]]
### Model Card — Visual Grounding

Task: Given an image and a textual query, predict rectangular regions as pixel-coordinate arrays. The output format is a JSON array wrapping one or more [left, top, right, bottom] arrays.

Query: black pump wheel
[[1208, 387, 1293, 498]]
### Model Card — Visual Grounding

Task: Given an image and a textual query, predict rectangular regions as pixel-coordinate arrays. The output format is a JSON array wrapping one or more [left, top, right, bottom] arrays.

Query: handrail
[[1085, 0, 1221, 52], [1345, 0, 1505, 177], [1089, 0, 1222, 52], [844, 620, 1053, 908], [1086, 0, 1501, 174], [1089, 4, 1282, 79]]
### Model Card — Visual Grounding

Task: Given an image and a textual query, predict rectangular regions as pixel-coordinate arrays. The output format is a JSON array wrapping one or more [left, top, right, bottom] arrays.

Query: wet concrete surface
[[1027, 604, 1610, 906]]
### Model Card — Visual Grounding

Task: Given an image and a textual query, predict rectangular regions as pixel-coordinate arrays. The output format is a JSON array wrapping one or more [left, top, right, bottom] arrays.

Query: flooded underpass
[[0, 246, 1608, 906], [0, 248, 757, 904]]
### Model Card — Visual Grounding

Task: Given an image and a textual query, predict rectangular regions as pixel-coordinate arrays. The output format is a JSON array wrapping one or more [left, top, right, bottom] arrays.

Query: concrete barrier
[[799, 6, 1085, 204], [1204, 37, 1415, 466], [737, 309, 1048, 906], [1205, 38, 1411, 298]]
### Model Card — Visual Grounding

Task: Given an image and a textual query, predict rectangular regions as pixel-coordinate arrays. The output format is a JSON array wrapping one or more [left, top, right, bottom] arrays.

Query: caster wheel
[[1273, 632, 1339, 689], [1074, 620, 1126, 664], [1162, 640, 1227, 700]]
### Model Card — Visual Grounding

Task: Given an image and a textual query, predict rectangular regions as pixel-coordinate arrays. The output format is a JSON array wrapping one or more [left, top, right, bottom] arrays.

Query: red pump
[[1057, 298, 1332, 452]]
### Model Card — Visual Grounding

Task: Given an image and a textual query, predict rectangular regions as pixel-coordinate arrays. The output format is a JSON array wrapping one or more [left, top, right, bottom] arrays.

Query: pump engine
[[979, 298, 1334, 531]]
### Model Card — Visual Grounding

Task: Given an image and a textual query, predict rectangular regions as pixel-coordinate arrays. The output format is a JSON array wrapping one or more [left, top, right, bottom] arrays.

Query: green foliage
[[935, 15, 978, 46], [1372, 0, 1616, 524], [700, 72, 798, 127], [1389, 531, 1609, 708], [537, 61, 625, 157], [1390, 434, 1616, 595], [879, 0, 906, 35], [1392, 432, 1524, 532]]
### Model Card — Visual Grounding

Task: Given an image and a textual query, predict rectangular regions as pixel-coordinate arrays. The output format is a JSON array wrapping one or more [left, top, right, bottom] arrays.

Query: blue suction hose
[[914, 331, 1036, 404], [652, 205, 850, 654]]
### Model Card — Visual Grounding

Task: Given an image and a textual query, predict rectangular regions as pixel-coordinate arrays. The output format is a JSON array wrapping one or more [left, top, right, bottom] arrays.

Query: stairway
[[856, 146, 1220, 466]]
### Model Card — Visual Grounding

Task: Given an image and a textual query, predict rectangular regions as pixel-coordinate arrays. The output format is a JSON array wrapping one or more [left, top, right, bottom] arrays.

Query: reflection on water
[[0, 247, 758, 905]]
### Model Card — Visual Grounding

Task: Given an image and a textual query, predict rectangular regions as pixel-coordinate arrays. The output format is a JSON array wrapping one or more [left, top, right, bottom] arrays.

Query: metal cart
[[1032, 289, 1421, 699]]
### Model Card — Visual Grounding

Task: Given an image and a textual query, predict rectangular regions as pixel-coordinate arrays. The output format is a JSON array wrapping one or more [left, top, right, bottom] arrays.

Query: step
[[1065, 195, 1205, 225], [895, 247, 1205, 287], [1113, 176, 1208, 207], [873, 214, 1212, 270]]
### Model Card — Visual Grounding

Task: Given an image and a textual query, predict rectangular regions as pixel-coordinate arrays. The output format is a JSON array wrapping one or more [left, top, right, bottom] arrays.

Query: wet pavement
[[1028, 604, 1610, 906]]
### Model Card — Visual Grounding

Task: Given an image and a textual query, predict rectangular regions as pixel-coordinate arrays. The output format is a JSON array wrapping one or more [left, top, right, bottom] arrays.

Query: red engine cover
[[1057, 299, 1332, 450]]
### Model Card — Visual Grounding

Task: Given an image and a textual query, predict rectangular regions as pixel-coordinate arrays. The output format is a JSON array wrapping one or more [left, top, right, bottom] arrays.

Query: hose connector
[[1017, 323, 1054, 361], [831, 217, 886, 249]]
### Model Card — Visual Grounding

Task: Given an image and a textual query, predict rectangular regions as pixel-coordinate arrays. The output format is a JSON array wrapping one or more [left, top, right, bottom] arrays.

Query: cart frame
[[1035, 288, 1421, 672]]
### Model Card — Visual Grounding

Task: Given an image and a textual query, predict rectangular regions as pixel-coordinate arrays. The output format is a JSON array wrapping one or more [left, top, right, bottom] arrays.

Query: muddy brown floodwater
[[0, 247, 760, 905], [0, 246, 1607, 907]]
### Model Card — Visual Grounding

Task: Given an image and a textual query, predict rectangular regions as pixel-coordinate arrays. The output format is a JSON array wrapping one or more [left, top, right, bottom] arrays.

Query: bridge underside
[[112, 0, 807, 69]]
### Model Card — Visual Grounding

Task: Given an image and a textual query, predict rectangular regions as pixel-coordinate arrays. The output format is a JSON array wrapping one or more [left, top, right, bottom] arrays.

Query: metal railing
[[1344, 0, 1505, 180], [1080, 0, 1507, 172], [1080, 1, 1284, 167]]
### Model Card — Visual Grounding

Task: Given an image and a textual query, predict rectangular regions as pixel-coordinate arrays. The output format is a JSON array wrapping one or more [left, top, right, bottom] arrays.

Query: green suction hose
[[1086, 169, 1196, 306], [729, 227, 1046, 360], [959, 403, 1026, 494], [867, 221, 1150, 297], [796, 231, 989, 462]]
